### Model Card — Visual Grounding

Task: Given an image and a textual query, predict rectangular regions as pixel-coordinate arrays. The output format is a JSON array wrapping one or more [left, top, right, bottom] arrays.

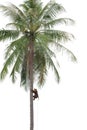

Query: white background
[[0, 0, 87, 130]]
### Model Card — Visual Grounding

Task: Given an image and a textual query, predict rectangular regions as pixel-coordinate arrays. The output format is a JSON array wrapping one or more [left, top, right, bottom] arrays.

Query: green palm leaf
[[44, 29, 74, 42], [10, 53, 22, 83], [20, 53, 27, 86], [5, 36, 28, 58], [0, 3, 25, 20], [44, 18, 75, 28], [0, 29, 20, 41], [40, 1, 65, 20], [55, 42, 77, 62], [0, 49, 18, 80]]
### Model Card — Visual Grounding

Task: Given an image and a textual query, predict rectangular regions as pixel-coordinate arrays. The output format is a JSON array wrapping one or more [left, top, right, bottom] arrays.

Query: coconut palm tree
[[0, 0, 77, 130]]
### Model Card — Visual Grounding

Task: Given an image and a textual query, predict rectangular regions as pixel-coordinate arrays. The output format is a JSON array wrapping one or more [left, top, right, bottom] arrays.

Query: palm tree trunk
[[28, 35, 34, 130]]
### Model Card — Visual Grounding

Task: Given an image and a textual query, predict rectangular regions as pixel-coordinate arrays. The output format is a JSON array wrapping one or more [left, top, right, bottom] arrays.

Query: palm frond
[[55, 42, 77, 62], [0, 49, 18, 80], [34, 39, 60, 85], [10, 53, 22, 83], [5, 36, 28, 59], [43, 29, 74, 42], [40, 1, 65, 21], [35, 32, 52, 46], [0, 3, 25, 20], [44, 53, 60, 83], [0, 29, 19, 41], [20, 54, 27, 86], [45, 49, 60, 83], [37, 57, 47, 86], [44, 18, 75, 28], [35, 38, 60, 82], [34, 42, 48, 86], [6, 22, 27, 32], [44, 3, 65, 18], [0, 3, 27, 31]]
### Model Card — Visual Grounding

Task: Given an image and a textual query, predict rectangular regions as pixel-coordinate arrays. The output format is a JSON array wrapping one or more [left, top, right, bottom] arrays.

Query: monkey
[[32, 88, 39, 100]]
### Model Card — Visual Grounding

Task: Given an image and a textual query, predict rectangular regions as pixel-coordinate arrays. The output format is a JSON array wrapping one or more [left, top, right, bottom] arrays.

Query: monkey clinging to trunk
[[32, 88, 39, 100]]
